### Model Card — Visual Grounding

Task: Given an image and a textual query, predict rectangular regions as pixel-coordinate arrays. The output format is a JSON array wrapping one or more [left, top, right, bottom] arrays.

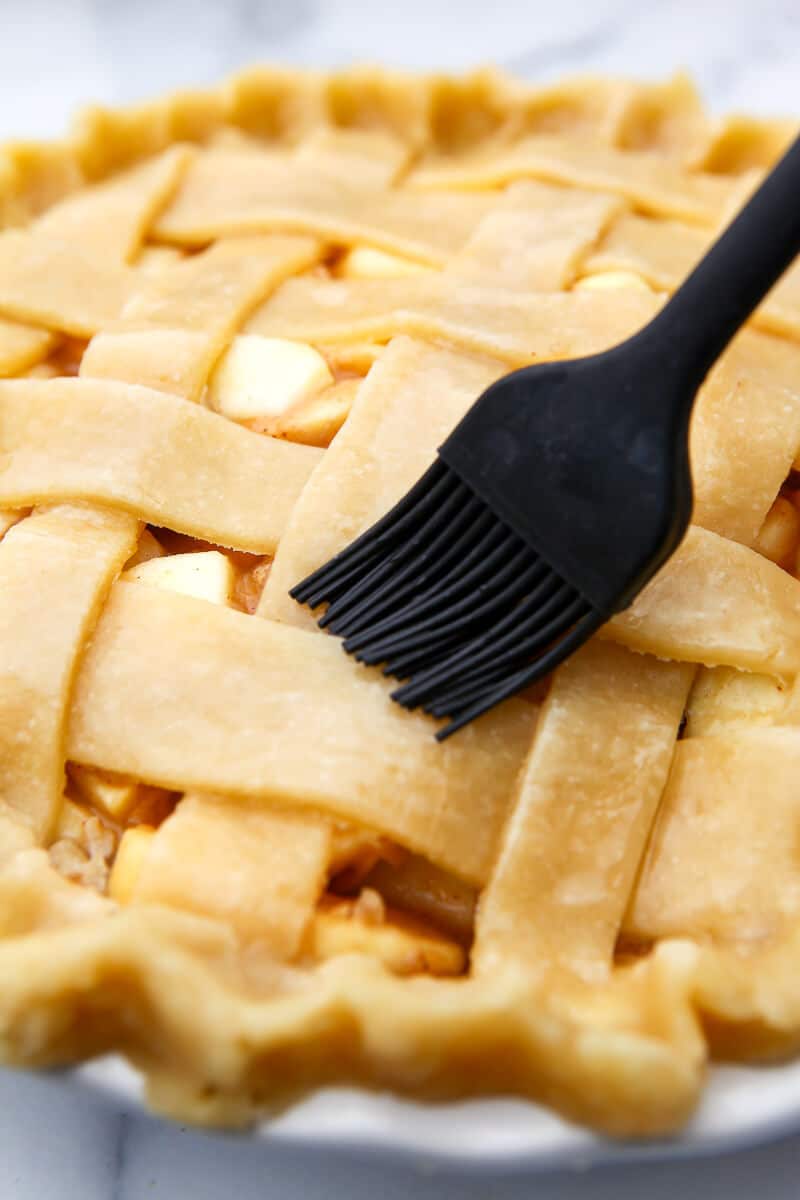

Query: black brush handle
[[646, 133, 800, 397]]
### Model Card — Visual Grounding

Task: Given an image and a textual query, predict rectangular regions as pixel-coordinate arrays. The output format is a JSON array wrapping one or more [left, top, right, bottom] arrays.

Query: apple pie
[[1, 66, 800, 1137]]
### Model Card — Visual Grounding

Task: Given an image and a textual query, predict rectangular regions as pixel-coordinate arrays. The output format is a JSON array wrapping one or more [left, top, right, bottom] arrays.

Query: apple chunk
[[122, 550, 234, 606], [208, 335, 333, 421], [108, 825, 155, 903], [302, 894, 465, 976], [269, 378, 360, 448], [574, 270, 653, 293], [69, 764, 141, 821], [339, 246, 433, 279]]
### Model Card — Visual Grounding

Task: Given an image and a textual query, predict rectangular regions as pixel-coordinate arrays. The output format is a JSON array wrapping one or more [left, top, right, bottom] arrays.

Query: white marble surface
[[1, 0, 799, 140], [2, 0, 800, 1195]]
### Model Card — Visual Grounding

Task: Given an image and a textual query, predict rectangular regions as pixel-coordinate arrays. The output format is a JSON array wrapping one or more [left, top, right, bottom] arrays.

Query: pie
[[1, 66, 800, 1139]]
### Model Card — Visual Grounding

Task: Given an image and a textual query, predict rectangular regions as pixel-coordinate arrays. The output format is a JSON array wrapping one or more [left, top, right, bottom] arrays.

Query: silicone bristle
[[291, 458, 600, 737]]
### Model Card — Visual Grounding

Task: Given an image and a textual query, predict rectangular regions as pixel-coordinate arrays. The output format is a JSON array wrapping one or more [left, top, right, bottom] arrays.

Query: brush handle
[[646, 133, 800, 397]]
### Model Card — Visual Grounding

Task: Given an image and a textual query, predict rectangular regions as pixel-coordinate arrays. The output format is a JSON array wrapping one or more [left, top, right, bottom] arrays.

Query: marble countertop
[[1, 0, 799, 138], [2, 0, 800, 1195]]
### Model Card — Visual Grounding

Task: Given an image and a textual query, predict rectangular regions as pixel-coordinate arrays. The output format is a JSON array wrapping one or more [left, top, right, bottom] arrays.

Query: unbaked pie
[[1, 66, 800, 1137]]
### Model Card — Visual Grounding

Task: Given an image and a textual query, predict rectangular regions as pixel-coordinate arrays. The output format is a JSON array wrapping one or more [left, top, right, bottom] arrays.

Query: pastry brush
[[292, 134, 800, 739]]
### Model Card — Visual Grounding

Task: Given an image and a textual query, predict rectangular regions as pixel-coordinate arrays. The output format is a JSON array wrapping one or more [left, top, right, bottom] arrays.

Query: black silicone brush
[[292, 134, 800, 739]]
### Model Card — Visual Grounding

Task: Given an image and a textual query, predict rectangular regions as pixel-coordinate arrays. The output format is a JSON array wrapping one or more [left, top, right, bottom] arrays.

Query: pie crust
[[1, 66, 800, 1136]]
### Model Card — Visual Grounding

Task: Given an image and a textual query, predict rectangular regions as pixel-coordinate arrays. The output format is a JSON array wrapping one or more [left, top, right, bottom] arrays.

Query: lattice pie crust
[[1, 66, 800, 1136]]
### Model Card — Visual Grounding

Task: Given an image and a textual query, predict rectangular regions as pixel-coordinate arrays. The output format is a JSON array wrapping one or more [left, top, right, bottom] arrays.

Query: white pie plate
[[65, 1053, 800, 1170]]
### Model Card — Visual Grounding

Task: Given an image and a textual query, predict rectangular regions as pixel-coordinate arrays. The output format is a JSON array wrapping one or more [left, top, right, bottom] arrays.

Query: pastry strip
[[0, 230, 132, 337], [35, 145, 192, 263], [154, 147, 494, 263], [625, 729, 800, 946], [0, 504, 139, 841], [133, 794, 331, 959], [249, 276, 659, 367], [688, 330, 800, 542], [0, 377, 322, 553], [626, 719, 800, 1063], [408, 133, 737, 224], [683, 666, 788, 737], [604, 526, 800, 675], [474, 641, 692, 981]]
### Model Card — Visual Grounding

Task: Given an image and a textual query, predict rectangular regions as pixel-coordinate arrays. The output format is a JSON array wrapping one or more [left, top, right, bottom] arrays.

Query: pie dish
[[2, 66, 800, 1140]]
